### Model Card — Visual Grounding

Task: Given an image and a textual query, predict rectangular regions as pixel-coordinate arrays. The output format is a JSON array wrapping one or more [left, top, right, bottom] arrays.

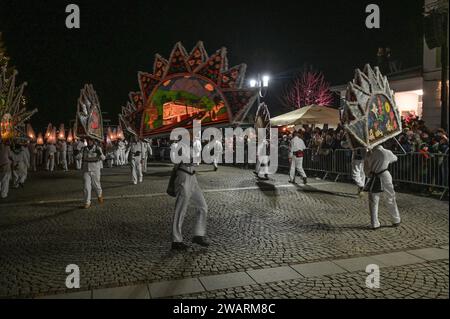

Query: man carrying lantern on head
[[342, 65, 402, 230], [127, 135, 144, 185], [81, 137, 105, 209], [74, 84, 106, 209]]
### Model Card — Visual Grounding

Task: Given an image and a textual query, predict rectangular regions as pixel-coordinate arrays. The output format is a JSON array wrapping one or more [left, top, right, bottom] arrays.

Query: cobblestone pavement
[[171, 260, 449, 299], [0, 163, 448, 298]]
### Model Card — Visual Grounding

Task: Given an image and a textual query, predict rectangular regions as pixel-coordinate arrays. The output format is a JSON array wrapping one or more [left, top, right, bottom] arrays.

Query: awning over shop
[[270, 105, 340, 126]]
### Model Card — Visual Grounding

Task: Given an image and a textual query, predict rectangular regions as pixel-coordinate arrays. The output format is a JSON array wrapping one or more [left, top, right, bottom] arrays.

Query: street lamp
[[249, 73, 270, 105]]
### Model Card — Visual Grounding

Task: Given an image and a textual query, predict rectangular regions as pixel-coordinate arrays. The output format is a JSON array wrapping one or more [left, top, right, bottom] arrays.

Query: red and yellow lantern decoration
[[1, 113, 14, 141]]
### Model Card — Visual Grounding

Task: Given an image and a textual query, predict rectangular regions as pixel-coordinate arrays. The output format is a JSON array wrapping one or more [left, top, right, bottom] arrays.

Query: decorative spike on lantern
[[0, 67, 37, 141], [74, 84, 104, 141]]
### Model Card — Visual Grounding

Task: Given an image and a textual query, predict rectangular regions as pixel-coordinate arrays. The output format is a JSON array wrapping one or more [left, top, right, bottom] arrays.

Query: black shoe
[[288, 180, 296, 184], [214, 167, 218, 172], [171, 242, 189, 251], [303, 177, 308, 185], [392, 222, 401, 228], [357, 186, 364, 194], [192, 236, 210, 247], [371, 226, 381, 230], [264, 174, 269, 180]]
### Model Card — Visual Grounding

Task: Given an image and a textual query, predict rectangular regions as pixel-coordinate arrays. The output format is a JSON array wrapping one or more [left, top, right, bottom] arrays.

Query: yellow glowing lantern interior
[[1, 114, 14, 140]]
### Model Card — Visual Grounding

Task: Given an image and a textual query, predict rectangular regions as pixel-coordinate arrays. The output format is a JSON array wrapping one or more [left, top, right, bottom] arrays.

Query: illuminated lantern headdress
[[0, 67, 37, 141], [26, 123, 36, 141], [37, 132, 44, 145], [67, 129, 74, 143], [45, 123, 53, 141], [342, 64, 402, 149], [58, 123, 66, 141], [74, 84, 104, 141], [120, 41, 258, 138]]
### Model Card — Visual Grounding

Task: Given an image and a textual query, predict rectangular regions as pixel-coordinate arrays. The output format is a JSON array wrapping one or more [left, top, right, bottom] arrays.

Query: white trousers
[[13, 166, 27, 186], [83, 170, 102, 205], [257, 156, 270, 177], [46, 155, 55, 172], [60, 152, 68, 171], [173, 170, 208, 243], [76, 157, 82, 170], [352, 160, 366, 188], [142, 157, 148, 173], [131, 158, 143, 184], [68, 152, 74, 165], [369, 171, 401, 228], [289, 157, 307, 181], [0, 166, 11, 198]]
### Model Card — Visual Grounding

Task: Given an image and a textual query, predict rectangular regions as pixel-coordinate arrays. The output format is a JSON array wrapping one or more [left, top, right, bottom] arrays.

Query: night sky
[[0, 0, 424, 130]]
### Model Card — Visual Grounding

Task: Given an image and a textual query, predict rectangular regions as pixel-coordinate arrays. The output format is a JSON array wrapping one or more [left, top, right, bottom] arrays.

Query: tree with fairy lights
[[281, 69, 333, 109]]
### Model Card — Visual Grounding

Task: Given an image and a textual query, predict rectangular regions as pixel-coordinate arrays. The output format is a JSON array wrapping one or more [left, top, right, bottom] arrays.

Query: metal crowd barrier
[[151, 146, 448, 199]]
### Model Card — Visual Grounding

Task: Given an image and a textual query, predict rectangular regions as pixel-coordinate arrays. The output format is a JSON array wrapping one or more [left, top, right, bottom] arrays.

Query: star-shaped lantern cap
[[120, 41, 258, 138], [0, 67, 37, 141], [74, 84, 104, 141], [342, 64, 402, 149]]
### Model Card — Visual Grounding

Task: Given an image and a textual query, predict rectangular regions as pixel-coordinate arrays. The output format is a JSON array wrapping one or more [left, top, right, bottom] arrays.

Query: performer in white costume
[[141, 140, 153, 173], [209, 137, 223, 171], [58, 140, 68, 171], [255, 138, 270, 180], [81, 138, 105, 209], [74, 139, 84, 170], [36, 143, 44, 167], [28, 141, 37, 172], [0, 141, 12, 198], [67, 142, 74, 166], [288, 131, 308, 185], [170, 139, 209, 250], [11, 143, 30, 188], [364, 145, 401, 230], [45, 142, 57, 172], [128, 136, 144, 185]]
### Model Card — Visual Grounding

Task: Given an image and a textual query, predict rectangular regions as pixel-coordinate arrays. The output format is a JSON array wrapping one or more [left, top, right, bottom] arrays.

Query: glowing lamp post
[[249, 74, 270, 106]]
